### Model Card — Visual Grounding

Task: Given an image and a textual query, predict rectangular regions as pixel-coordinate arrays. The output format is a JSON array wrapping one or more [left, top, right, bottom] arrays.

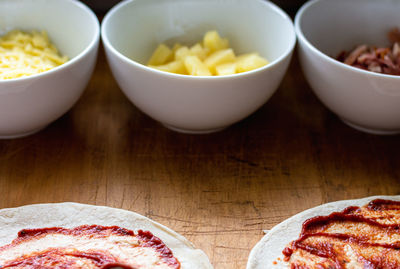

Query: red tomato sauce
[[0, 225, 180, 269]]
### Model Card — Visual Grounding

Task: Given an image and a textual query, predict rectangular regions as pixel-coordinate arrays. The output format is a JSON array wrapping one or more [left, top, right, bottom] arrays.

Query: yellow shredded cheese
[[0, 30, 68, 80]]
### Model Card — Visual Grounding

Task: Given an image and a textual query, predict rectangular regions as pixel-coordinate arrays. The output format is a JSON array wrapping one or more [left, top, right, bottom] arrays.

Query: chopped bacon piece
[[338, 27, 400, 76], [368, 62, 382, 73], [388, 27, 400, 44], [393, 43, 400, 58], [344, 44, 368, 65]]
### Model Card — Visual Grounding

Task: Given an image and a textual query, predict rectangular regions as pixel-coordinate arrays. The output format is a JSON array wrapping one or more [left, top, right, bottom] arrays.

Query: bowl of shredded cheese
[[0, 0, 100, 138], [0, 30, 69, 80]]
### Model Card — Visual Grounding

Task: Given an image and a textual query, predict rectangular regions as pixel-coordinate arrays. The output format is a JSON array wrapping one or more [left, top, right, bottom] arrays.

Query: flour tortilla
[[0, 202, 213, 269], [246, 195, 400, 269]]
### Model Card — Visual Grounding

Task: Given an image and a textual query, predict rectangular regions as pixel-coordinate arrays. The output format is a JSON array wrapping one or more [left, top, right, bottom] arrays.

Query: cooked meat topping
[[338, 28, 400, 76]]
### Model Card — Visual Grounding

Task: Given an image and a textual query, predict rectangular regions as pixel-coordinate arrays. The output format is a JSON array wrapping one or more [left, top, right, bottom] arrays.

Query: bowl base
[[341, 119, 400, 135], [162, 123, 227, 134], [0, 126, 47, 139]]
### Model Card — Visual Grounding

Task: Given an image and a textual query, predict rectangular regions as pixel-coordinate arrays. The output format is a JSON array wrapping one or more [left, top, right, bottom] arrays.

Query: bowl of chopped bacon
[[295, 0, 400, 135]]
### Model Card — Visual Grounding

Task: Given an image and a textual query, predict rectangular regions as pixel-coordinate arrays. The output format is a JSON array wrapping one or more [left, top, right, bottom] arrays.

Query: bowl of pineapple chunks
[[102, 0, 295, 133]]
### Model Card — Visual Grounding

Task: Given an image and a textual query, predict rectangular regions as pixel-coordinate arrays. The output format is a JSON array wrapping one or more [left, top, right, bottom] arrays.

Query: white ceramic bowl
[[102, 0, 295, 134], [0, 0, 100, 138], [295, 0, 400, 135]]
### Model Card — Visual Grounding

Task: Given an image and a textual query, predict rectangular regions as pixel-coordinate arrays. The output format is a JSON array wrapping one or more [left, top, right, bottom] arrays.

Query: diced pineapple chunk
[[216, 62, 237, 76], [184, 55, 211, 76], [204, 48, 235, 74], [236, 53, 269, 73], [203, 31, 229, 53], [174, 46, 191, 61], [147, 44, 173, 65], [190, 43, 209, 60], [172, 43, 182, 53], [149, 60, 186, 74], [146, 31, 269, 76]]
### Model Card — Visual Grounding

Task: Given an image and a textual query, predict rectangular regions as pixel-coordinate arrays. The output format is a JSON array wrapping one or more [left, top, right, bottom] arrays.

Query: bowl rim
[[294, 0, 400, 80], [101, 0, 296, 80], [0, 0, 100, 84]]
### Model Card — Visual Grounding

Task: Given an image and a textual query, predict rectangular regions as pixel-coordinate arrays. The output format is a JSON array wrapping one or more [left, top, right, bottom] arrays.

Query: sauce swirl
[[0, 225, 180, 269], [283, 199, 400, 268]]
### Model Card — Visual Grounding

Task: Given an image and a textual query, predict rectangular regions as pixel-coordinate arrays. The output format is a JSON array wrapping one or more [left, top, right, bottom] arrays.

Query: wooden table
[[0, 48, 399, 269]]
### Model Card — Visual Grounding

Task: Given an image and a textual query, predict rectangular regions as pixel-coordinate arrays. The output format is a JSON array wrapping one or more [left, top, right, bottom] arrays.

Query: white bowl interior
[[103, 0, 295, 65], [0, 0, 99, 59], [297, 0, 400, 57]]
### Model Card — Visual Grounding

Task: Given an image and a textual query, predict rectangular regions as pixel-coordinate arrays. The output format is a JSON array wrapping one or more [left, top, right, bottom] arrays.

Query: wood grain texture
[[0, 48, 399, 269]]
